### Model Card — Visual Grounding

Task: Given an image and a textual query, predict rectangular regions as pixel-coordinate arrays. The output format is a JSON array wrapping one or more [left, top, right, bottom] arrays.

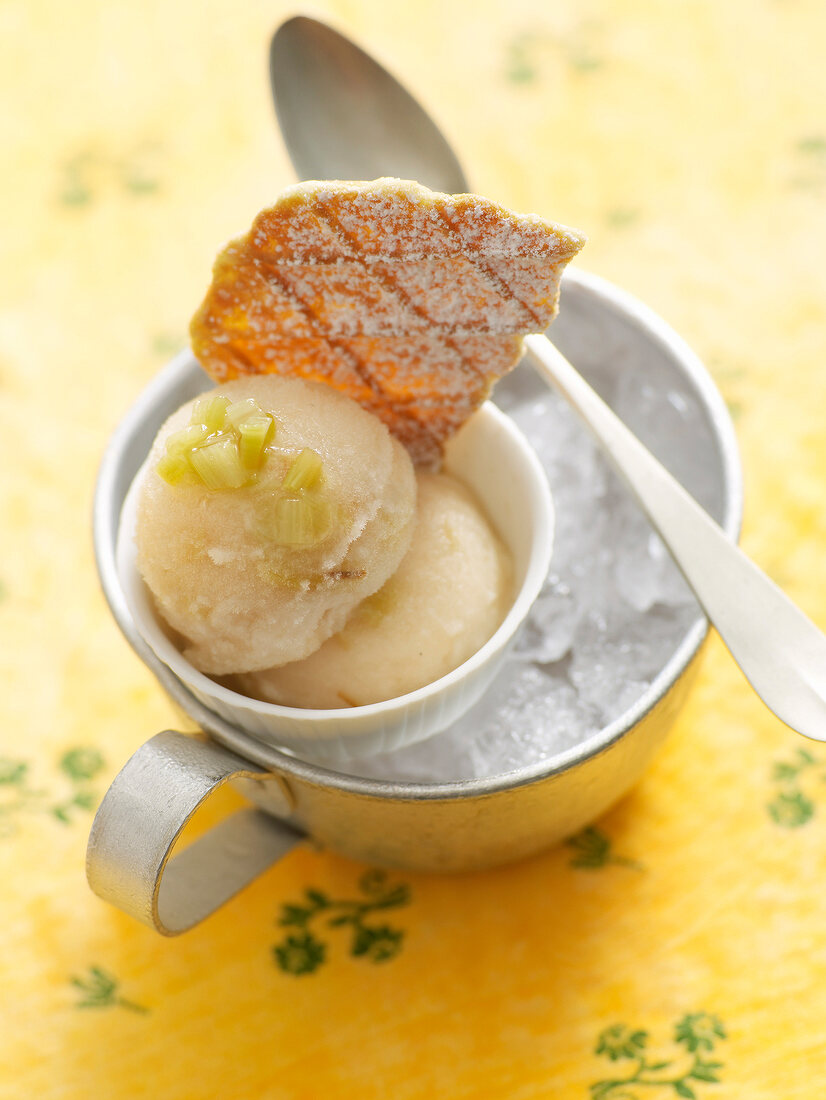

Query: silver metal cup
[[87, 269, 742, 935]]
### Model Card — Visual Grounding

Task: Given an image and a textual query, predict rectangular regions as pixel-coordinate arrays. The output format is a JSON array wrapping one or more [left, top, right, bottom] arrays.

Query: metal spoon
[[270, 16, 466, 192], [270, 16, 826, 740]]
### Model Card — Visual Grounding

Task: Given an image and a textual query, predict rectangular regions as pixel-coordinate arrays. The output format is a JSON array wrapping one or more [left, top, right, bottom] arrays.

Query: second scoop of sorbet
[[136, 376, 417, 675], [234, 471, 512, 707]]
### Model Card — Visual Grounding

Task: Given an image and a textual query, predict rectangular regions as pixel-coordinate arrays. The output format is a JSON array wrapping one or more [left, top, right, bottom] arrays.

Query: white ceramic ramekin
[[116, 379, 554, 765]]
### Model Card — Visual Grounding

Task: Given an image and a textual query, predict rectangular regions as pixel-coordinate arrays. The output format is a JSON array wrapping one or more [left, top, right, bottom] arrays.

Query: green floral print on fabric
[[566, 826, 643, 870], [504, 25, 604, 86], [70, 967, 149, 1014], [58, 144, 163, 207], [790, 134, 826, 191], [768, 747, 825, 827], [591, 1014, 727, 1098], [273, 870, 410, 976], [0, 747, 104, 835]]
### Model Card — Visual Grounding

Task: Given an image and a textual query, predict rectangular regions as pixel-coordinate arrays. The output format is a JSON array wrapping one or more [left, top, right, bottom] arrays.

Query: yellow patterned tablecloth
[[2, 1, 826, 1095]]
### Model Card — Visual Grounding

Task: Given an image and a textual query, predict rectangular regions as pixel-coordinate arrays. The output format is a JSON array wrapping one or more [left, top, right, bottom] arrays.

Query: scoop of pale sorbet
[[233, 471, 512, 708], [136, 376, 416, 675]]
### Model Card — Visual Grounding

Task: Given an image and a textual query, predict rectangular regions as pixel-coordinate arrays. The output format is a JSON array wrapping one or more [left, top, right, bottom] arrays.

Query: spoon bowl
[[271, 17, 468, 192]]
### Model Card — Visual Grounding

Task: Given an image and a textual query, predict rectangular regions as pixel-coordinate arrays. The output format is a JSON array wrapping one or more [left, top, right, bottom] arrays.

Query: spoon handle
[[524, 333, 826, 741]]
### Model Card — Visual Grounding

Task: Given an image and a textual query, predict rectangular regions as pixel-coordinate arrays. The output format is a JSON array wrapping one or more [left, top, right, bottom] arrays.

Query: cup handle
[[86, 730, 304, 935]]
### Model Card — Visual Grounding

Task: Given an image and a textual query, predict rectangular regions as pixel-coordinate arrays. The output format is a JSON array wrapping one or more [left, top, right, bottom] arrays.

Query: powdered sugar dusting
[[191, 179, 585, 466]]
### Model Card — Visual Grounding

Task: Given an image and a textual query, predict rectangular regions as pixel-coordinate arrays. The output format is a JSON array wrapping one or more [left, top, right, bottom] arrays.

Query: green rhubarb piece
[[226, 397, 267, 430], [270, 494, 332, 546], [165, 423, 210, 456], [156, 450, 191, 486], [281, 448, 324, 491], [188, 436, 248, 489], [191, 394, 231, 432], [238, 415, 275, 468]]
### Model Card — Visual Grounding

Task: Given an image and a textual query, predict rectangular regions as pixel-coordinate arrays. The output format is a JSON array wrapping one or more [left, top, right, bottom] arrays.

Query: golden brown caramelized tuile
[[190, 179, 585, 467]]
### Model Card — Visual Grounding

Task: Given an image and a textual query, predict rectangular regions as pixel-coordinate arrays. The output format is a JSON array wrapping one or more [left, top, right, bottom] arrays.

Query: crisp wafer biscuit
[[191, 179, 585, 466]]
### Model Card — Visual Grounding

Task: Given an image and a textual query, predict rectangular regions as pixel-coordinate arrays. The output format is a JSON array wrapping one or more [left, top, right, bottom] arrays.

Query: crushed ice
[[346, 368, 715, 783]]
